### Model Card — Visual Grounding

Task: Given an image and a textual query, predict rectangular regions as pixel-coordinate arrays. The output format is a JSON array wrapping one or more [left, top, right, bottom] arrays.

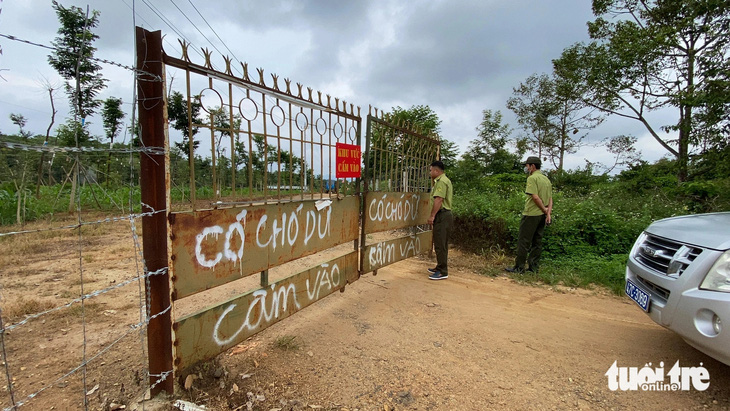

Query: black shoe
[[427, 267, 438, 274], [504, 266, 524, 274], [526, 267, 537, 273], [429, 271, 448, 280]]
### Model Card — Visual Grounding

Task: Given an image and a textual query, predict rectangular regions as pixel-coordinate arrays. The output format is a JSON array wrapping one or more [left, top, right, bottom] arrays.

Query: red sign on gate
[[336, 142, 362, 178]]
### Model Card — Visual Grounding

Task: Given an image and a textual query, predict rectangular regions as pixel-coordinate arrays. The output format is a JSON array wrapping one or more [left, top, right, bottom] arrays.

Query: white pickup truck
[[625, 212, 730, 365]]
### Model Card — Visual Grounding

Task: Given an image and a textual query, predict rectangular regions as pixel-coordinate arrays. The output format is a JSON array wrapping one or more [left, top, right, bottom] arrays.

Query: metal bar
[[309, 107, 314, 195], [261, 92, 268, 202], [260, 270, 269, 287], [317, 111, 327, 198], [209, 76, 218, 200], [186, 68, 195, 209], [360, 115, 372, 273], [276, 98, 282, 200], [135, 27, 174, 395], [246, 89, 254, 202], [299, 107, 306, 201], [229, 82, 236, 198], [162, 53, 360, 122], [288, 103, 294, 202]]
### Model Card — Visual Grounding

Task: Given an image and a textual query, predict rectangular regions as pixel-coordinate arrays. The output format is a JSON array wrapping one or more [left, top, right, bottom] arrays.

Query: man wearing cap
[[427, 160, 453, 280], [506, 156, 552, 273]]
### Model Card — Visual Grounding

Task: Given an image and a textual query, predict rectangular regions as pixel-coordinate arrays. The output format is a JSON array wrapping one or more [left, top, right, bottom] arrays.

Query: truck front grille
[[634, 234, 702, 277], [636, 276, 670, 302]]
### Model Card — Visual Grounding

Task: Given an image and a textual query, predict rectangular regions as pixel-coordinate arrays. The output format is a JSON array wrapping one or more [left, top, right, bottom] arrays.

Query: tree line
[[2, 0, 728, 226]]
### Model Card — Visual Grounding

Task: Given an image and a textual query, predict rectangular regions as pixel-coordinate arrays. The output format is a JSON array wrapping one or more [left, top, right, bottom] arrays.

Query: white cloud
[[0, 0, 679, 170]]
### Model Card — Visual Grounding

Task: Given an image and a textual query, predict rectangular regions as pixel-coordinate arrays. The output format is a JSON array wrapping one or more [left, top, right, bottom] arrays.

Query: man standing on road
[[506, 156, 552, 274], [427, 160, 453, 280]]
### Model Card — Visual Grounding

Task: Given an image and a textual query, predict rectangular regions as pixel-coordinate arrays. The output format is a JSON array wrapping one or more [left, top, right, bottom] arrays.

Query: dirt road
[[2, 217, 728, 410], [181, 250, 730, 410]]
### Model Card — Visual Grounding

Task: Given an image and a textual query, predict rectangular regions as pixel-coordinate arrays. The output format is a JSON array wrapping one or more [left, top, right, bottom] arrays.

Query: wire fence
[[0, 30, 170, 411], [1, 17, 440, 411]]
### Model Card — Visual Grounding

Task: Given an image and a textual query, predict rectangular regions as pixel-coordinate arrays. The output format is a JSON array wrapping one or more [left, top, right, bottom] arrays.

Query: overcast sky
[[0, 0, 676, 171]]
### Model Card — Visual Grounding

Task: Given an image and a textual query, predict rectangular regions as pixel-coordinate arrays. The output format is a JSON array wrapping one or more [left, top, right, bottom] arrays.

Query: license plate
[[626, 279, 650, 311]]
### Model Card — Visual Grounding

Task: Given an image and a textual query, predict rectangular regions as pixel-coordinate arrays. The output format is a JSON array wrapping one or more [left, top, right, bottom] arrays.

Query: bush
[[451, 171, 702, 293]]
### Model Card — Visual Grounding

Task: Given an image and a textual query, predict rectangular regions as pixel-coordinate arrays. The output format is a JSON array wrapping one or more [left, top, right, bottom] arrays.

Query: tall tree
[[465, 110, 519, 175], [599, 134, 642, 174], [168, 91, 202, 159], [508, 72, 603, 171], [371, 105, 443, 190], [101, 97, 125, 187], [553, 0, 730, 181], [10, 113, 30, 138], [438, 139, 460, 171], [101, 97, 125, 145], [390, 105, 442, 136], [47, 1, 106, 125], [507, 74, 557, 160]]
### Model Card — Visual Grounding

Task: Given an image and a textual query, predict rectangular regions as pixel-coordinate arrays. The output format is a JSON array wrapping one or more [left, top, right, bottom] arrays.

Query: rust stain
[[174, 251, 358, 370], [363, 191, 430, 234], [171, 197, 359, 300], [362, 231, 432, 273]]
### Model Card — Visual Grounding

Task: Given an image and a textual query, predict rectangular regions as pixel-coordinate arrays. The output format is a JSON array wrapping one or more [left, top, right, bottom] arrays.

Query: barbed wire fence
[[0, 29, 171, 411]]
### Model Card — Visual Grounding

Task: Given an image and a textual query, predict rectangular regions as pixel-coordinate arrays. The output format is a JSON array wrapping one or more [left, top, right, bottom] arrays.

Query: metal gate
[[360, 110, 441, 274], [136, 27, 439, 395]]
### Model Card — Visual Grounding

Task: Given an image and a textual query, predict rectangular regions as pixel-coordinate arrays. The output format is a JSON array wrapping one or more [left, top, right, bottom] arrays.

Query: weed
[[2, 297, 56, 322], [274, 335, 300, 351]]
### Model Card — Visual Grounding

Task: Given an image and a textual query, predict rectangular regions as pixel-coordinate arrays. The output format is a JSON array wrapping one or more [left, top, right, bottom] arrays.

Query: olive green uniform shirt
[[432, 174, 453, 210], [523, 170, 552, 216]]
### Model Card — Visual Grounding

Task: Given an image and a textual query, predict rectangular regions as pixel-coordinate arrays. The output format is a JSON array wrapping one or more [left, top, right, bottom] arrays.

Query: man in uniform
[[427, 160, 453, 280], [506, 156, 552, 273]]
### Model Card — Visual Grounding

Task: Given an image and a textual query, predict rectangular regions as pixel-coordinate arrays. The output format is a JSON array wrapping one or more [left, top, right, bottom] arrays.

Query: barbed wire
[[0, 140, 165, 156], [0, 33, 163, 82], [0, 207, 167, 237], [4, 305, 172, 411], [2, 266, 168, 332]]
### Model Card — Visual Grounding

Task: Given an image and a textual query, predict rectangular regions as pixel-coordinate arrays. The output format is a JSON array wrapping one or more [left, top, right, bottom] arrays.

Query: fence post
[[136, 27, 174, 396]]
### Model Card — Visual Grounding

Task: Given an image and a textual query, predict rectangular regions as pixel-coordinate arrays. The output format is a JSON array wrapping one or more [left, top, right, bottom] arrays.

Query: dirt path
[[180, 250, 730, 410], [2, 217, 728, 410]]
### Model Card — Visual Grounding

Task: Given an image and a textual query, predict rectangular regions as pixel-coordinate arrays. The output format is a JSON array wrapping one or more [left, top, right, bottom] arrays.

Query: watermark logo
[[605, 361, 709, 391]]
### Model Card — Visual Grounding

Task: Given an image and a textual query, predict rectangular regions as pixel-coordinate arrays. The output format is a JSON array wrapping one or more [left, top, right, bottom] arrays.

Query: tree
[[508, 72, 603, 171], [438, 139, 460, 171], [10, 113, 31, 139], [101, 97, 125, 145], [553, 0, 730, 181], [168, 91, 202, 159], [35, 79, 59, 197], [208, 106, 242, 194], [465, 110, 520, 175], [389, 105, 442, 136], [507, 74, 557, 160], [592, 135, 643, 174], [47, 1, 106, 124], [369, 105, 443, 191], [101, 97, 125, 187]]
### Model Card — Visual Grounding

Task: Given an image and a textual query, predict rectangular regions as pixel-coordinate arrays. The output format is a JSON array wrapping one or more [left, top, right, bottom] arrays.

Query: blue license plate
[[626, 279, 650, 311]]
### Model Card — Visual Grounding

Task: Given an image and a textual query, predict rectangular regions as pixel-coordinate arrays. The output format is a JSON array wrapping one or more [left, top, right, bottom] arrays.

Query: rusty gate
[[360, 111, 441, 274], [136, 27, 439, 395]]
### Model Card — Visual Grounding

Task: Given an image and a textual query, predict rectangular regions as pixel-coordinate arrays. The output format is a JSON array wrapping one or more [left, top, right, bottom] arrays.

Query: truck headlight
[[700, 251, 730, 293], [630, 232, 648, 257]]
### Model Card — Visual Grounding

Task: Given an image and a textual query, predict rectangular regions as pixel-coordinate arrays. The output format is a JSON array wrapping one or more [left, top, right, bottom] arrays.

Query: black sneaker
[[429, 271, 448, 280], [504, 266, 524, 274], [427, 267, 438, 274]]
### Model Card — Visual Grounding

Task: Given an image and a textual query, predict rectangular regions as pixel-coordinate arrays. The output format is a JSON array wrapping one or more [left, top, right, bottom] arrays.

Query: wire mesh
[[0, 30, 167, 411]]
